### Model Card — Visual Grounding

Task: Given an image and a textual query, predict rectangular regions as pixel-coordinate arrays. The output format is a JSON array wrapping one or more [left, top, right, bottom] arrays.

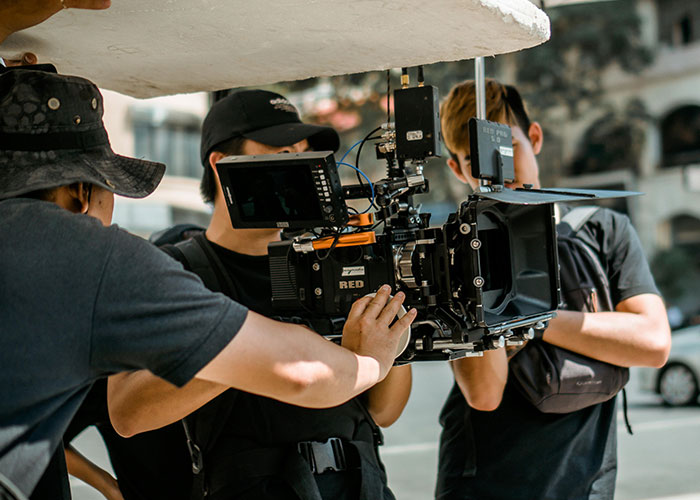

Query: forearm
[[0, 0, 111, 45], [108, 372, 227, 437], [195, 312, 384, 408], [366, 364, 412, 427], [451, 348, 508, 411], [65, 446, 123, 500], [544, 294, 671, 368]]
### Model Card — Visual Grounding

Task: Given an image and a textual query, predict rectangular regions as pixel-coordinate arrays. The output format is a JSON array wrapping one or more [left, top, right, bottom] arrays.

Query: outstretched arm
[[196, 288, 415, 405], [543, 293, 671, 368], [108, 373, 227, 437], [365, 364, 412, 427], [109, 287, 416, 436]]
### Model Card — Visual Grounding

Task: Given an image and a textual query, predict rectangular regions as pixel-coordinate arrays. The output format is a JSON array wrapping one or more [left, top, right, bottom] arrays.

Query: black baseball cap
[[200, 89, 340, 166], [0, 69, 165, 200]]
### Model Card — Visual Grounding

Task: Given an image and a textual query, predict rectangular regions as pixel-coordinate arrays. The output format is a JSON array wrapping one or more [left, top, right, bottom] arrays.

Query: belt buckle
[[298, 437, 346, 474]]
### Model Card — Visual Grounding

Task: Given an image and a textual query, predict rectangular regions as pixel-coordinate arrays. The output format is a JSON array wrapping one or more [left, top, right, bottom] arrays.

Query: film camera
[[216, 77, 632, 363]]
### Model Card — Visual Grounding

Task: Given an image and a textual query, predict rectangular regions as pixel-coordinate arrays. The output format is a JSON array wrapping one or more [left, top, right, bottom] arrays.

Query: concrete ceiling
[[530, 0, 613, 6], [0, 0, 550, 98]]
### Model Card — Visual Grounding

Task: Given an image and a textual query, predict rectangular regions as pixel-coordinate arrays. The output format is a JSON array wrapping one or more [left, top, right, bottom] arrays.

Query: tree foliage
[[515, 1, 653, 117]]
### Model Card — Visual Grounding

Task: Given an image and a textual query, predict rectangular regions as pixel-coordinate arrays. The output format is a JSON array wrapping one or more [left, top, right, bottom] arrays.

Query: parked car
[[638, 324, 700, 406]]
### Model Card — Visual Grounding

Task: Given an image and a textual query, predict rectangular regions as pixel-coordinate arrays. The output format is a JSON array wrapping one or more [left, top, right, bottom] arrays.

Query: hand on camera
[[342, 285, 417, 380]]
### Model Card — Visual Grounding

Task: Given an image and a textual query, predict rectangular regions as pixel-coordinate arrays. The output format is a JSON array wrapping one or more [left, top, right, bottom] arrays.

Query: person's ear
[[209, 151, 228, 183], [447, 157, 469, 184], [528, 122, 543, 155], [66, 182, 90, 214], [208, 151, 227, 200]]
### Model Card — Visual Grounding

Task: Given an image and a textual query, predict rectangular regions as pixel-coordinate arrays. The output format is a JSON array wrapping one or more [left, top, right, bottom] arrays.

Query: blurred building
[[542, 0, 700, 259], [101, 90, 211, 237]]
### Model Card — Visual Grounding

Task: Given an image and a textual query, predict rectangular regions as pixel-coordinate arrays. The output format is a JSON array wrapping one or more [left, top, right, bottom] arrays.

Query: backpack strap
[[558, 206, 613, 312], [168, 233, 238, 299], [560, 205, 600, 234], [159, 231, 242, 494], [557, 206, 632, 433], [351, 398, 384, 447], [150, 223, 205, 246], [557, 205, 600, 234]]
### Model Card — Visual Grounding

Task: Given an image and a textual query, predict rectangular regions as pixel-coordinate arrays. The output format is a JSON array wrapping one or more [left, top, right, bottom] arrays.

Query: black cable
[[355, 126, 382, 175], [317, 232, 342, 261], [352, 125, 382, 211]]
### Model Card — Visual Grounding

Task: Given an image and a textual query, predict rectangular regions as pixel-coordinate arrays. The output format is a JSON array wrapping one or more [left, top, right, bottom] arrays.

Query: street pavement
[[70, 364, 700, 500]]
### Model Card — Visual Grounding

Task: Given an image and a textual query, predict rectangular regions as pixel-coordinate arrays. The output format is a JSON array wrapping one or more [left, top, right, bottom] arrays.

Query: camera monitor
[[216, 151, 349, 229], [468, 118, 515, 184]]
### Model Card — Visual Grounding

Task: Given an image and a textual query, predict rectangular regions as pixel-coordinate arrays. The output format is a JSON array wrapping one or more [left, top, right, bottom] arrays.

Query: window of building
[[660, 105, 700, 167], [657, 1, 699, 46], [570, 117, 641, 177], [131, 108, 202, 179], [672, 214, 700, 251], [672, 16, 693, 46]]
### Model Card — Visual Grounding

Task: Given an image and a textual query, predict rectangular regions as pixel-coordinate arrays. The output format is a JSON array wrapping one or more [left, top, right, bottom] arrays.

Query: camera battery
[[394, 85, 441, 160]]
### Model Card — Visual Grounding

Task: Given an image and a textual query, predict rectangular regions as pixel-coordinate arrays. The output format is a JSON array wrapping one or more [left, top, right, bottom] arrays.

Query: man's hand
[[342, 285, 417, 380], [193, 287, 414, 409], [0, 0, 110, 45]]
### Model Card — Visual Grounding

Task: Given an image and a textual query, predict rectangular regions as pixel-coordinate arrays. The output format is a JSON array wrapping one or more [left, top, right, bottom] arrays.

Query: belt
[[297, 437, 354, 474]]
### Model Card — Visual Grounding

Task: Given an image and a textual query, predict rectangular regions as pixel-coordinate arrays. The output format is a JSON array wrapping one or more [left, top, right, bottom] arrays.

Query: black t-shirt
[[436, 206, 659, 500], [60, 379, 192, 500], [0, 199, 247, 498], [186, 239, 389, 500]]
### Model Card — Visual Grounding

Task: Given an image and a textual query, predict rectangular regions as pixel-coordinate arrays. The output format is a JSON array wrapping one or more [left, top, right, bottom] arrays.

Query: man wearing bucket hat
[[0, 69, 416, 499], [106, 89, 411, 500]]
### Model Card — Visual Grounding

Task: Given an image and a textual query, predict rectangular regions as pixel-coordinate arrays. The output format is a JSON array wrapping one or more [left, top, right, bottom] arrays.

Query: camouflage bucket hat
[[0, 69, 165, 200]]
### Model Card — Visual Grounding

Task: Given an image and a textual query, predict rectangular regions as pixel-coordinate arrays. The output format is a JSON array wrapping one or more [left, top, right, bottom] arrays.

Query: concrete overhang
[[1, 0, 550, 98]]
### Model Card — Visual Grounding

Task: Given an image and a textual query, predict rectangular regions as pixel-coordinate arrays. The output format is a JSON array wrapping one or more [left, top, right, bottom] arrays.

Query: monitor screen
[[224, 164, 323, 223], [216, 151, 348, 229]]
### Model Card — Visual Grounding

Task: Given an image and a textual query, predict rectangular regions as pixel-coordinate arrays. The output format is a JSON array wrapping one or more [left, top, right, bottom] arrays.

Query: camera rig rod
[[292, 232, 377, 253]]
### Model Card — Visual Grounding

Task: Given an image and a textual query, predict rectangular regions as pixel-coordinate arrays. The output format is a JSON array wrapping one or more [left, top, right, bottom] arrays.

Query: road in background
[[71, 364, 700, 500]]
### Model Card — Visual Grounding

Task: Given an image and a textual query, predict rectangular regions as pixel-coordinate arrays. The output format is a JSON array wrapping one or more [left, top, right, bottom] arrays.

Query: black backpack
[[509, 206, 631, 425]]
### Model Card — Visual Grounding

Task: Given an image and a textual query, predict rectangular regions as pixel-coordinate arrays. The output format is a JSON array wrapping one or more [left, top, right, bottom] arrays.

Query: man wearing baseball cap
[[107, 89, 412, 500], [0, 70, 415, 499]]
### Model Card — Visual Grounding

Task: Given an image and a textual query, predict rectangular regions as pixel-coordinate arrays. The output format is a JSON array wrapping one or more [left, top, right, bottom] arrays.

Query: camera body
[[264, 187, 559, 363], [216, 81, 630, 362]]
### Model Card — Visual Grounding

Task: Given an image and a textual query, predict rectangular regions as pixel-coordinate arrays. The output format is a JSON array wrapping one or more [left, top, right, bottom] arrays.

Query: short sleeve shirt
[[0, 199, 248, 496], [436, 206, 659, 500]]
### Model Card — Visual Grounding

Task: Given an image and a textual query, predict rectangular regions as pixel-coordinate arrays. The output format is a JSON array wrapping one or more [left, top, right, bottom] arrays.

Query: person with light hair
[[435, 78, 670, 500]]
